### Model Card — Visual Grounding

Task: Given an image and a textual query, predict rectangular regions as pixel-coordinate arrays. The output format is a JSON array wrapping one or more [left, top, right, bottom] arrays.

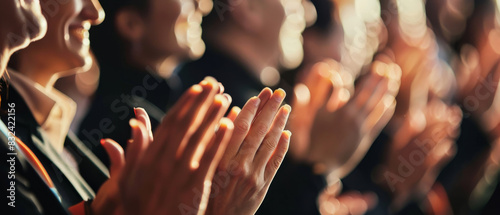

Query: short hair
[[307, 0, 335, 35], [90, 0, 151, 66]]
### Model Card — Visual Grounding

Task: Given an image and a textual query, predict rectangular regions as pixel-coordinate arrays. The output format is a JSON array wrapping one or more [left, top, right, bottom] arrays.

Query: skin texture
[[97, 78, 235, 215], [98, 85, 291, 214], [206, 88, 291, 215], [13, 0, 104, 86], [0, 0, 46, 72]]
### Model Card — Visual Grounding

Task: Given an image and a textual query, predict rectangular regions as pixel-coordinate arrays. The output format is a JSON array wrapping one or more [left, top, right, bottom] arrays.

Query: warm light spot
[[383, 94, 395, 108], [339, 88, 351, 103], [280, 0, 307, 69], [260, 67, 281, 87], [497, 0, 500, 14], [397, 0, 427, 41], [489, 29, 500, 55], [197, 0, 213, 15], [303, 0, 317, 27], [355, 0, 380, 23], [294, 83, 311, 105]]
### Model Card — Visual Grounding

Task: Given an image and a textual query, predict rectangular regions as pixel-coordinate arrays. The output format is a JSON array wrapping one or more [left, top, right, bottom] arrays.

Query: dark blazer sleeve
[[1, 132, 69, 214]]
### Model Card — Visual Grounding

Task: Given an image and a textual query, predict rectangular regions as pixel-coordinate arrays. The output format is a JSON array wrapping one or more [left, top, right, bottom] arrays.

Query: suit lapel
[[5, 86, 96, 203]]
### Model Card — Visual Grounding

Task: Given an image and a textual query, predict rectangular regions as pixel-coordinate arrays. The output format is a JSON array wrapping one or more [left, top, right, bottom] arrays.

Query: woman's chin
[[28, 18, 47, 42]]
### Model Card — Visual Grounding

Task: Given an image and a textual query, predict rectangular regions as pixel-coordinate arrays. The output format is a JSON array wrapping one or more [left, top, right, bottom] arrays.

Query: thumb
[[101, 138, 125, 177], [134, 107, 154, 142]]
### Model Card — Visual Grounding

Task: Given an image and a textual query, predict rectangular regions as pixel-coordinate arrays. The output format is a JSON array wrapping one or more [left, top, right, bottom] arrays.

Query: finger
[[338, 193, 369, 215], [257, 87, 273, 113], [151, 79, 220, 164], [351, 72, 384, 110], [101, 138, 125, 177], [134, 107, 153, 142], [178, 118, 234, 215], [365, 95, 396, 137], [237, 89, 286, 160], [309, 62, 336, 110], [227, 106, 241, 122], [178, 94, 230, 170], [195, 118, 234, 181], [264, 130, 291, 181], [218, 82, 225, 94], [254, 105, 291, 168], [221, 97, 261, 165], [123, 119, 150, 178], [171, 78, 222, 158], [362, 79, 390, 116], [374, 49, 396, 64], [145, 84, 203, 160]]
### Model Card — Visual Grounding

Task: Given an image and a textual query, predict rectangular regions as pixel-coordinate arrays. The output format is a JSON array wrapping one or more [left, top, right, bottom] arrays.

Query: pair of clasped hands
[[89, 77, 291, 215]]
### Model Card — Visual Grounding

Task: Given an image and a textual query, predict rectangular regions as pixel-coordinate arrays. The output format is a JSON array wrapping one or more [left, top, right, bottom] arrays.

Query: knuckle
[[244, 176, 259, 189], [235, 120, 251, 133], [255, 123, 269, 137], [229, 162, 247, 177], [272, 155, 285, 170], [262, 138, 277, 152]]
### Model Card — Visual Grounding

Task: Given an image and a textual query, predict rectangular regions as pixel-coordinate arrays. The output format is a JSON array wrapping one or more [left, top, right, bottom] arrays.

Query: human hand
[[318, 181, 378, 215], [288, 59, 399, 177], [206, 88, 291, 215], [92, 77, 234, 215], [379, 98, 462, 210], [455, 44, 500, 137]]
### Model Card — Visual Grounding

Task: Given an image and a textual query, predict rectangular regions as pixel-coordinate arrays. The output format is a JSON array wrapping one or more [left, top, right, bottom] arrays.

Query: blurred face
[[0, 0, 46, 53], [24, 0, 103, 72], [142, 0, 209, 60], [141, 0, 182, 59], [257, 0, 286, 47]]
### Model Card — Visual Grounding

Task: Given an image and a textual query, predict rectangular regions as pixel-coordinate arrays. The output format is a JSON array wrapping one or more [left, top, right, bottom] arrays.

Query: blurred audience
[[2, 0, 500, 214]]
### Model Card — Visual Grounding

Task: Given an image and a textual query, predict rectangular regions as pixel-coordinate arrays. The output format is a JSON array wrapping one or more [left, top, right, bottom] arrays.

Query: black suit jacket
[[77, 61, 179, 166], [1, 85, 109, 214]]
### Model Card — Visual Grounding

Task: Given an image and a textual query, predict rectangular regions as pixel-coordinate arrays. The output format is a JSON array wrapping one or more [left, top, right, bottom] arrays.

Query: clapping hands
[[288, 59, 400, 178]]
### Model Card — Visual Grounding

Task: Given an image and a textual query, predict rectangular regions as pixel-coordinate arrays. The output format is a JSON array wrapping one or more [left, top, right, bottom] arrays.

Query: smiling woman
[[0, 0, 46, 70], [0, 0, 52, 214], [9, 0, 104, 87], [1, 0, 111, 213]]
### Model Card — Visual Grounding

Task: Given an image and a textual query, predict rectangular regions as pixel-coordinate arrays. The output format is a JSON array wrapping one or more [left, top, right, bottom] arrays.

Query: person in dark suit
[[2, 0, 241, 213], [6, 0, 292, 214], [177, 0, 401, 214], [0, 0, 58, 213]]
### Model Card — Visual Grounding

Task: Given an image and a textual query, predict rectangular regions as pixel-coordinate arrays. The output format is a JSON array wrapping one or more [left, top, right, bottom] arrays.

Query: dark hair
[[90, 0, 150, 68], [307, 0, 335, 35]]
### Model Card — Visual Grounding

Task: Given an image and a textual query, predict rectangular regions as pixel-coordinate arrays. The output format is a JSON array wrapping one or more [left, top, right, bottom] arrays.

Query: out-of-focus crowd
[[1, 0, 499, 214]]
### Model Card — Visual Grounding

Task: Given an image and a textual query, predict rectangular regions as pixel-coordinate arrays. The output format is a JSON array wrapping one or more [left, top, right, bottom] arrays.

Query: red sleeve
[[69, 201, 89, 215]]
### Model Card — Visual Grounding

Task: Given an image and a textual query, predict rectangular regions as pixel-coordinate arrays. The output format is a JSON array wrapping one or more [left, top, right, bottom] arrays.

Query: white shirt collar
[[8, 69, 76, 153]]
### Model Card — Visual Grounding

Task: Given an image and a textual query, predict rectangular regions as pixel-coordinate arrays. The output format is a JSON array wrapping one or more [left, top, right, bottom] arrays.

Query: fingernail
[[214, 94, 225, 106], [100, 139, 106, 146], [283, 104, 292, 115], [284, 130, 292, 140], [133, 107, 138, 116], [129, 118, 138, 128], [232, 106, 242, 115], [191, 84, 203, 93], [252, 97, 261, 107], [219, 83, 225, 94], [223, 93, 232, 105], [274, 89, 286, 102]]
